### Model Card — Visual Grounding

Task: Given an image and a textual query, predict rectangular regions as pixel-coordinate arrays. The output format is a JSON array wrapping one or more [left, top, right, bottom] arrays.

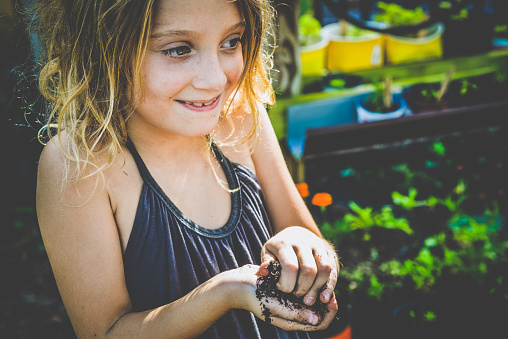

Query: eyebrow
[[150, 21, 246, 40]]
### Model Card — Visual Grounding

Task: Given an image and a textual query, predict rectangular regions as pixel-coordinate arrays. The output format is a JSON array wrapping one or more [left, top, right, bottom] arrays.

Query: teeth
[[186, 99, 215, 107]]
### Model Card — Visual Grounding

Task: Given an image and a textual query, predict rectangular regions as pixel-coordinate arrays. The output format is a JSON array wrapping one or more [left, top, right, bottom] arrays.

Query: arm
[[251, 105, 319, 235], [36, 140, 321, 338], [251, 105, 339, 325]]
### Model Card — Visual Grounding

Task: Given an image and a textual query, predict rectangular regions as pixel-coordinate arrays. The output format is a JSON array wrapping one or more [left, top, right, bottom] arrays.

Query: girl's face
[[129, 0, 245, 139]]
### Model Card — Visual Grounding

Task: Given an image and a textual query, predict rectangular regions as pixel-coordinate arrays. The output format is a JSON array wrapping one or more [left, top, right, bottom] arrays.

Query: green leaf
[[431, 141, 446, 156], [424, 311, 437, 321], [368, 275, 385, 300], [346, 201, 375, 229], [424, 237, 438, 247]]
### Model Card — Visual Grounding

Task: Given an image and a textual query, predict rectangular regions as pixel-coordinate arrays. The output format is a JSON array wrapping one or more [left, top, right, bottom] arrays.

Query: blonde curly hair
[[35, 0, 275, 180]]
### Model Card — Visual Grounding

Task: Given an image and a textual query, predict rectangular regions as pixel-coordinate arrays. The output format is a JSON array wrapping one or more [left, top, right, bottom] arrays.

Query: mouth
[[177, 95, 221, 111]]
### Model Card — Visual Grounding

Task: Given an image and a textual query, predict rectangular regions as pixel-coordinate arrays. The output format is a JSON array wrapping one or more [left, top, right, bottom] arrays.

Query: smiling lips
[[177, 95, 221, 111]]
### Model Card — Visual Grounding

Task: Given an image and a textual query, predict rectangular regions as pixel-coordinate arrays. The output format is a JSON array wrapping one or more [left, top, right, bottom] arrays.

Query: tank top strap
[[125, 139, 242, 238]]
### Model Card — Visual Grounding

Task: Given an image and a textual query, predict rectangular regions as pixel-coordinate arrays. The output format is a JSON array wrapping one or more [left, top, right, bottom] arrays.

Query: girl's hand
[[258, 227, 339, 312], [227, 265, 338, 331]]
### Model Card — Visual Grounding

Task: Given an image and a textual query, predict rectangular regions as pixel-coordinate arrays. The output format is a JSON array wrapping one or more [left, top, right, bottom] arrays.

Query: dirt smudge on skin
[[255, 261, 328, 324]]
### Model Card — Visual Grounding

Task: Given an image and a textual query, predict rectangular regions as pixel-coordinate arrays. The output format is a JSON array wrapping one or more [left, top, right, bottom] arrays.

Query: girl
[[35, 0, 339, 338]]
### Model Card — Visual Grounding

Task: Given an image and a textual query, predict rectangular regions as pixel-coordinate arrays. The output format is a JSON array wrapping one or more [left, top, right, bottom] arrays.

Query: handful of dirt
[[255, 261, 328, 324]]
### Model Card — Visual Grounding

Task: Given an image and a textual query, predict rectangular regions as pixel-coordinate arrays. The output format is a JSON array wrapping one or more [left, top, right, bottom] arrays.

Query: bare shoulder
[[36, 135, 119, 244], [37, 135, 142, 247], [36, 136, 134, 336], [37, 136, 70, 183], [37, 135, 128, 206]]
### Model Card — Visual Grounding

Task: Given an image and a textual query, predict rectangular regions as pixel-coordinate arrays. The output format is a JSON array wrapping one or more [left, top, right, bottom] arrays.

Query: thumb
[[256, 251, 277, 277]]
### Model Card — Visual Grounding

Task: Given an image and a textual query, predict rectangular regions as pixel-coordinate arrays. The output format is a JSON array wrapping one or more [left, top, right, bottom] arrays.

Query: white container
[[356, 93, 411, 123]]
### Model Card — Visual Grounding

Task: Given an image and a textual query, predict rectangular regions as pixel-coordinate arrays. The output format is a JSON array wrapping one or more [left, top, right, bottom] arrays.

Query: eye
[[162, 45, 192, 57], [222, 36, 243, 50]]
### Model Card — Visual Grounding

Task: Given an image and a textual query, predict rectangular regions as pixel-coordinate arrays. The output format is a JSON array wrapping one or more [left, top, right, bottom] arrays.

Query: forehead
[[152, 0, 243, 30]]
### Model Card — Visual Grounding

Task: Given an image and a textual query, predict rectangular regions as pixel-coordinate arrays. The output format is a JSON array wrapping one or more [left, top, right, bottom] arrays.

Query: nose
[[192, 54, 228, 92]]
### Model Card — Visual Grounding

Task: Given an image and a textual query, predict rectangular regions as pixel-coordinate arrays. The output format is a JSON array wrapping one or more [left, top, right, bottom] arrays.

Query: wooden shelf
[[272, 49, 508, 181], [270, 48, 508, 141], [303, 99, 508, 160]]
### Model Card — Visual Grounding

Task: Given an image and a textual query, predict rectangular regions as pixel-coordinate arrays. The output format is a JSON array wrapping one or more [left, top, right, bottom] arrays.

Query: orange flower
[[295, 183, 309, 198], [312, 192, 332, 207]]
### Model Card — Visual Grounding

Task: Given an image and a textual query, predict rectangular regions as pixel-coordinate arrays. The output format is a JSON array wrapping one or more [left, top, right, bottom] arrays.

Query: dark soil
[[362, 100, 401, 114], [255, 261, 328, 324]]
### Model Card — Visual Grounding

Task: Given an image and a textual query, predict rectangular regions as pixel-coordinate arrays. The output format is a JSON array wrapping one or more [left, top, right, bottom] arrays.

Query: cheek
[[226, 54, 245, 87], [139, 63, 188, 101]]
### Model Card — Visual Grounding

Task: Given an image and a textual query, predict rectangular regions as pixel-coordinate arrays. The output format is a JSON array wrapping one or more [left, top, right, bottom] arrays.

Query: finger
[[263, 298, 320, 326], [303, 247, 333, 306], [260, 248, 276, 266], [311, 294, 339, 331], [292, 248, 317, 299], [257, 250, 276, 277], [268, 296, 339, 332], [320, 250, 339, 304], [268, 316, 321, 332], [267, 295, 338, 332], [265, 243, 299, 293]]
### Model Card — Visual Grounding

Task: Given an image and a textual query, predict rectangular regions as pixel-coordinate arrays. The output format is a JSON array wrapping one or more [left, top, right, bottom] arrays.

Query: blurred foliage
[[0, 206, 75, 338], [306, 126, 508, 337]]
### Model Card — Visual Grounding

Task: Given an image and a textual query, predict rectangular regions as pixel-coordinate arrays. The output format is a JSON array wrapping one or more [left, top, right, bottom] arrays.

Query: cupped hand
[[227, 264, 338, 332], [259, 226, 339, 309]]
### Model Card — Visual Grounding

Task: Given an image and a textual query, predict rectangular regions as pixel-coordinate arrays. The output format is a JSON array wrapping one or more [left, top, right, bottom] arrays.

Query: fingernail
[[321, 290, 331, 302], [255, 266, 268, 277], [309, 313, 318, 325], [304, 296, 315, 305]]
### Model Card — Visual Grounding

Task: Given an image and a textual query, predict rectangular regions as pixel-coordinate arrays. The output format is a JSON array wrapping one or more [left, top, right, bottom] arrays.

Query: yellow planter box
[[300, 36, 329, 76], [321, 23, 384, 72], [385, 23, 444, 64]]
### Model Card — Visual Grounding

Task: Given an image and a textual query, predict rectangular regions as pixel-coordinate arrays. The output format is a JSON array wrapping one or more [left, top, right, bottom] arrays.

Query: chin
[[181, 123, 220, 138]]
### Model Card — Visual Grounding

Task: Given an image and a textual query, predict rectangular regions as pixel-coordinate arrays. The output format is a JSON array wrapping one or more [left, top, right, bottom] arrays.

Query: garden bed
[[304, 126, 508, 339]]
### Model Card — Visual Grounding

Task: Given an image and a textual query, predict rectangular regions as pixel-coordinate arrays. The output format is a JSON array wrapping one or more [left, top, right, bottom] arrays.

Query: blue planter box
[[286, 95, 357, 160]]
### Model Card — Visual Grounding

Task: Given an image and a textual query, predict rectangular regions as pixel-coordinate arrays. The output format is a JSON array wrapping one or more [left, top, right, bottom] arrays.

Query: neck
[[127, 128, 211, 165]]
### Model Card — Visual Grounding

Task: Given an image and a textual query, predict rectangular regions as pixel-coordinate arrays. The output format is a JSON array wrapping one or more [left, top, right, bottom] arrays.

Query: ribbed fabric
[[123, 141, 311, 339]]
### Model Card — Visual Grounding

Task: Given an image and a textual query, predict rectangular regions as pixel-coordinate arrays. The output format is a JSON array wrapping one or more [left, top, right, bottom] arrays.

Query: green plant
[[344, 200, 505, 310], [459, 79, 479, 96], [495, 71, 508, 86], [438, 1, 469, 21], [391, 179, 466, 213], [431, 141, 446, 157], [329, 78, 346, 88], [348, 24, 373, 37], [310, 131, 508, 335], [451, 8, 469, 21], [320, 218, 350, 249], [364, 76, 396, 113], [343, 201, 413, 240], [416, 68, 454, 103], [392, 163, 442, 189], [299, 13, 322, 46], [337, 20, 373, 38], [366, 82, 386, 112], [374, 2, 427, 27], [392, 188, 429, 210], [325, 170, 504, 291], [494, 24, 508, 38], [420, 87, 439, 102], [300, 0, 314, 15]]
